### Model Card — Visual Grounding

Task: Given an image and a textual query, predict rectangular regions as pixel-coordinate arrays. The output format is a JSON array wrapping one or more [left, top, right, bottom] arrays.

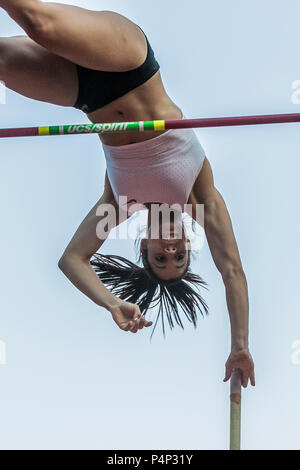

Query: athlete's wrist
[[231, 337, 249, 352], [105, 297, 123, 313]]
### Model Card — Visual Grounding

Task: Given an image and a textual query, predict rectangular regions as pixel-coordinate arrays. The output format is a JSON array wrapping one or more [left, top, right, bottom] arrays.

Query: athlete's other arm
[[191, 158, 255, 388], [58, 172, 152, 334]]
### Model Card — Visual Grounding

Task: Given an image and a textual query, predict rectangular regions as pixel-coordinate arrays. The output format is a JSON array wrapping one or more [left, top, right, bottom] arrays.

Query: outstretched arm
[[192, 158, 255, 387], [58, 172, 152, 334]]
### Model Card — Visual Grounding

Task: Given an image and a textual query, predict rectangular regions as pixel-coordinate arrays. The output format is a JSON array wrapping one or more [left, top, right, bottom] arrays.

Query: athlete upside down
[[0, 0, 255, 388]]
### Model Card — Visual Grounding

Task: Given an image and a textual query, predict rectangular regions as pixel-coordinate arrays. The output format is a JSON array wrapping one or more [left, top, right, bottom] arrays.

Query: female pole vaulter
[[0, 1, 255, 388]]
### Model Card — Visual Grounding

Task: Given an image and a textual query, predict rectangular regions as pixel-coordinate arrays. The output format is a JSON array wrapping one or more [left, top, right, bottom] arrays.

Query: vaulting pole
[[230, 369, 242, 450], [1, 112, 300, 138]]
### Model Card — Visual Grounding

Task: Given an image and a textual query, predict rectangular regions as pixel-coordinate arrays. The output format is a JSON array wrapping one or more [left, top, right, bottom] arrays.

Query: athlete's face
[[141, 216, 191, 281]]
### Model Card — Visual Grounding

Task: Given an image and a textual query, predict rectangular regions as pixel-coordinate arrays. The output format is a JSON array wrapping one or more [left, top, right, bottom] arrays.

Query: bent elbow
[[58, 252, 91, 272], [58, 256, 69, 273], [22, 6, 54, 43]]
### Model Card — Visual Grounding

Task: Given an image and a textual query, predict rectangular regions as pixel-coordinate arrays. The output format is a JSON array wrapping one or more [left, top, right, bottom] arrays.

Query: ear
[[185, 238, 192, 250], [140, 238, 148, 252]]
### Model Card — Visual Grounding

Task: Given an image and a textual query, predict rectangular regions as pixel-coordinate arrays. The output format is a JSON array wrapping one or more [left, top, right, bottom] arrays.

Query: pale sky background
[[0, 0, 300, 450]]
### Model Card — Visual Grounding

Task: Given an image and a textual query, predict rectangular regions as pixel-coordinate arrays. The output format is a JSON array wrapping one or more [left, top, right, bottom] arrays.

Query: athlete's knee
[[19, 4, 53, 42]]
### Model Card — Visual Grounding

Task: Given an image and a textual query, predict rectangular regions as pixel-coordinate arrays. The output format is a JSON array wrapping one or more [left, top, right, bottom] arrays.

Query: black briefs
[[73, 27, 160, 114]]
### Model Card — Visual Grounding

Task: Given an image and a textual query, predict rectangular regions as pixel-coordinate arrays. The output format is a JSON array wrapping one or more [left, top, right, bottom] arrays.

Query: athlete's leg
[[0, 35, 78, 106], [0, 1, 146, 71]]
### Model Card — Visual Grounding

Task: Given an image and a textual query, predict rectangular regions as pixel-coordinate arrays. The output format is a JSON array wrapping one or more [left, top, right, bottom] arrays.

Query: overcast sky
[[0, 0, 300, 450]]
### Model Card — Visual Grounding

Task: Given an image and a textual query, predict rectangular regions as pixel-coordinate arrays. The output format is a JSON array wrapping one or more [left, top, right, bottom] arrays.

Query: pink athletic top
[[102, 116, 206, 213]]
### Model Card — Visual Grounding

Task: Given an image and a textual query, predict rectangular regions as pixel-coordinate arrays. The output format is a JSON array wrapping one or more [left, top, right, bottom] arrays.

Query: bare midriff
[[86, 70, 183, 147]]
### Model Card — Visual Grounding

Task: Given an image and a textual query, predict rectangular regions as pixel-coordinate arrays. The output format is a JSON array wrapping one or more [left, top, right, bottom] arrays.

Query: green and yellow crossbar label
[[38, 120, 166, 136]]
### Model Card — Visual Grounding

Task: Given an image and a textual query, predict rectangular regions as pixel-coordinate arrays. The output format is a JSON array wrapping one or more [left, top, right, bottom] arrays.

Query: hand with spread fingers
[[108, 300, 153, 334], [224, 348, 255, 388]]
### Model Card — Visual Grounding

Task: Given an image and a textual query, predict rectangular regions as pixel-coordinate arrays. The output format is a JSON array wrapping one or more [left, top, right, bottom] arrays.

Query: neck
[[146, 204, 185, 239]]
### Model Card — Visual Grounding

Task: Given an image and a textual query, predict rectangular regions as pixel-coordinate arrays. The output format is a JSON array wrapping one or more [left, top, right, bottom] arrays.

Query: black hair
[[90, 247, 208, 339]]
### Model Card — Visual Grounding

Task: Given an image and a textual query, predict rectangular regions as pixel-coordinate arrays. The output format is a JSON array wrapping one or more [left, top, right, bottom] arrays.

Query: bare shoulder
[[188, 157, 215, 204], [102, 171, 132, 222]]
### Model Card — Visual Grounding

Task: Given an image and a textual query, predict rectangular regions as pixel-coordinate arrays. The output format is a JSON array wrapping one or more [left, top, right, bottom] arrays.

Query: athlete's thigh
[[38, 5, 146, 71], [1, 35, 78, 107]]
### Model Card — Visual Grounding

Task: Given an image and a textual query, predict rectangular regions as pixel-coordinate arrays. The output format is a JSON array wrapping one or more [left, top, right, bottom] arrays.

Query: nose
[[164, 245, 177, 253]]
